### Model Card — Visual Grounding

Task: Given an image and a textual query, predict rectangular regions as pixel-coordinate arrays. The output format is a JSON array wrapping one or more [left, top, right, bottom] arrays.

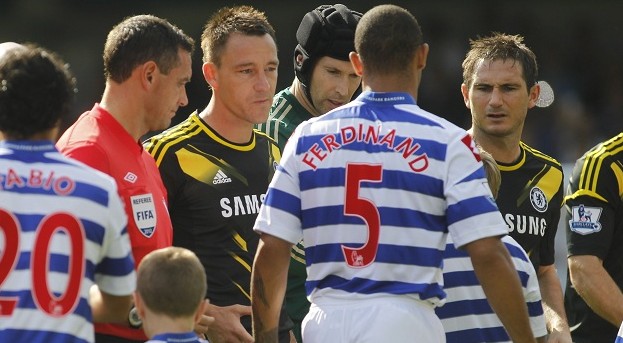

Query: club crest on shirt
[[529, 187, 548, 213], [130, 193, 157, 238], [568, 204, 602, 235]]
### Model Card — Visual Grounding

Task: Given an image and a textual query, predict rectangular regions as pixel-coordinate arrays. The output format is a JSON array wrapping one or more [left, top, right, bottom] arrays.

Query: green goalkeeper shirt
[[257, 87, 312, 152]]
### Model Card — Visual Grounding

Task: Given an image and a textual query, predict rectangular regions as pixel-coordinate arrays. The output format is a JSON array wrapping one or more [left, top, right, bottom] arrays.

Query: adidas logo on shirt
[[213, 170, 232, 184]]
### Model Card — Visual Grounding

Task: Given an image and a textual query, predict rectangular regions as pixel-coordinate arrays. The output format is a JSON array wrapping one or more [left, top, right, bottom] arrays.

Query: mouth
[[487, 113, 506, 119], [328, 100, 344, 108], [255, 98, 271, 105]]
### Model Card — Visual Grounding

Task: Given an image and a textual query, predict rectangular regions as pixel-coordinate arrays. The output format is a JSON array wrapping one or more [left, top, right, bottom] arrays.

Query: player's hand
[[204, 303, 254, 343], [194, 312, 215, 336], [545, 329, 572, 343]]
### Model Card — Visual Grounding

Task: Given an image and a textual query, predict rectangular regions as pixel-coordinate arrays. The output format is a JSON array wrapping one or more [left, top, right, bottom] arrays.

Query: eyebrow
[[473, 81, 521, 87], [234, 59, 279, 69], [233, 62, 254, 69]]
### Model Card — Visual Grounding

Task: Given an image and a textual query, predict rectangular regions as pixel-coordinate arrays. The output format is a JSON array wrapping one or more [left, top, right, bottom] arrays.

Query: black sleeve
[[565, 155, 619, 259]]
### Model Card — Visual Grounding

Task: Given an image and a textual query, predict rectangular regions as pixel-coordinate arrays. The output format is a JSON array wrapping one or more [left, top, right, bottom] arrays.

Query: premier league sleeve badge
[[569, 204, 602, 235]]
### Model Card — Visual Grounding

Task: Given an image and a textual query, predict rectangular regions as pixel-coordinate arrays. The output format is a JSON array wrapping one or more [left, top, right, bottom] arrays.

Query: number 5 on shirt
[[342, 163, 382, 268]]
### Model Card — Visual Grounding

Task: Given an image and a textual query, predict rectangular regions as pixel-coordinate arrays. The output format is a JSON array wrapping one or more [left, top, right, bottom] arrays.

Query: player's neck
[[361, 74, 420, 101], [100, 82, 147, 142], [142, 313, 195, 340], [291, 79, 321, 117], [199, 98, 254, 144], [469, 127, 521, 164]]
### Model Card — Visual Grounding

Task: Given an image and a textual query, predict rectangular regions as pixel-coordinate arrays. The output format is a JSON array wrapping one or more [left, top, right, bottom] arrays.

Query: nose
[[255, 71, 271, 92], [334, 76, 350, 97], [179, 86, 189, 107], [489, 87, 503, 107]]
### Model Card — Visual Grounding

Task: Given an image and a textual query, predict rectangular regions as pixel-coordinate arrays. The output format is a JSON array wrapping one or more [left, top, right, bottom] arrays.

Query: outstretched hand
[[193, 300, 215, 337], [204, 303, 254, 343]]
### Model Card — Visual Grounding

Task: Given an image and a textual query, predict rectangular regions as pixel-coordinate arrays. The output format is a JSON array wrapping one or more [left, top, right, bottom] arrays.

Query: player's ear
[[527, 82, 540, 109], [415, 43, 429, 70], [141, 61, 158, 89], [461, 83, 471, 109], [295, 52, 304, 68], [202, 62, 218, 90], [349, 52, 363, 77]]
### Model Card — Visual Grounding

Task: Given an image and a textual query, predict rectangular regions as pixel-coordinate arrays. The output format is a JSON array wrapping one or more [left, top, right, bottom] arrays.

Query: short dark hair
[[354, 5, 423, 76], [462, 32, 538, 91], [201, 5, 276, 66], [103, 14, 194, 83], [0, 44, 76, 139], [137, 247, 207, 317]]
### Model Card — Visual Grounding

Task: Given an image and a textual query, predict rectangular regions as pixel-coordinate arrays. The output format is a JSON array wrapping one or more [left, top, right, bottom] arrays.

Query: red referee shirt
[[57, 104, 173, 341]]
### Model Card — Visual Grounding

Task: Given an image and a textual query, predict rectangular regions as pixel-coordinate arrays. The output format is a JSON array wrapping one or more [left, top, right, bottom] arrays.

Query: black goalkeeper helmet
[[294, 4, 362, 95]]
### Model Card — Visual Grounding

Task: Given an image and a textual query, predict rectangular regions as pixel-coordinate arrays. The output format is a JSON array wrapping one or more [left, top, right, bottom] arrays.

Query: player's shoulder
[[272, 87, 290, 104], [51, 151, 120, 194], [58, 108, 108, 145], [520, 141, 563, 170], [145, 113, 198, 145], [272, 87, 295, 106], [391, 103, 470, 139], [253, 129, 280, 149], [577, 133, 623, 165], [568, 133, 623, 190], [144, 113, 201, 161], [269, 90, 308, 122], [406, 107, 475, 147], [57, 110, 115, 163], [57, 135, 118, 177], [269, 88, 294, 114], [57, 122, 96, 150]]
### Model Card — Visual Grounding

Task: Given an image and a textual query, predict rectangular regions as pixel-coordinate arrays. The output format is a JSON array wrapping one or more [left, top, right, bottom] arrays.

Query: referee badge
[[569, 204, 602, 235], [130, 193, 157, 238]]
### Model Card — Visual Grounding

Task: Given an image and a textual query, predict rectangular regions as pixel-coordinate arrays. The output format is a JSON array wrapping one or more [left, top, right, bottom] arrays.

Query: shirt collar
[[356, 91, 417, 106]]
